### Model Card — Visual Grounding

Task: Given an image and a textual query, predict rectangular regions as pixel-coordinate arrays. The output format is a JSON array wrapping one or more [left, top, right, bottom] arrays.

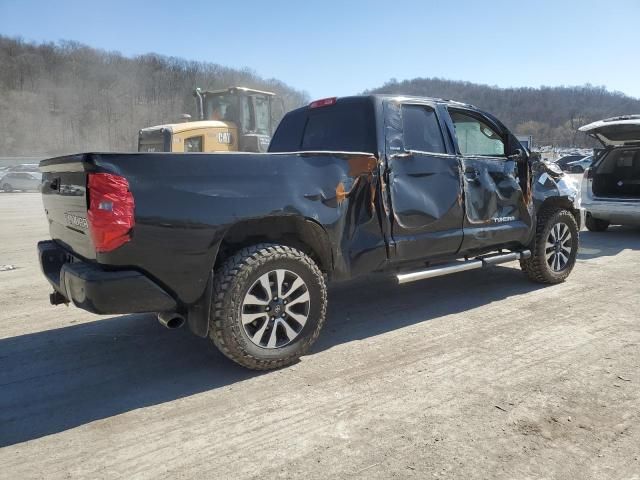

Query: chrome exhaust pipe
[[157, 312, 185, 329]]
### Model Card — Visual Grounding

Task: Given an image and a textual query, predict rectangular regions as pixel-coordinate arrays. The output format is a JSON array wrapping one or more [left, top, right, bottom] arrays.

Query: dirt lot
[[1, 192, 639, 479]]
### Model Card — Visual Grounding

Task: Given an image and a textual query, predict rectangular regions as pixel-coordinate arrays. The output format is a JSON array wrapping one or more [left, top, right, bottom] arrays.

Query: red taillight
[[309, 97, 337, 109], [87, 173, 135, 253]]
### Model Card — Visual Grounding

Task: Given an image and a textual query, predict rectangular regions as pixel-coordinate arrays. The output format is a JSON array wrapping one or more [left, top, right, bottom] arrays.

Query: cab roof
[[139, 120, 231, 134], [304, 94, 480, 112], [370, 93, 478, 109]]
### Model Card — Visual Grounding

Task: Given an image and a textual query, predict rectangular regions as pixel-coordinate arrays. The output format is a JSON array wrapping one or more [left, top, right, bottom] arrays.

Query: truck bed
[[39, 150, 382, 307]]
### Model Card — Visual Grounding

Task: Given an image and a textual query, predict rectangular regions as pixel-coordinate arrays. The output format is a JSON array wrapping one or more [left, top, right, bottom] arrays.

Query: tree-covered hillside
[[0, 36, 308, 155]]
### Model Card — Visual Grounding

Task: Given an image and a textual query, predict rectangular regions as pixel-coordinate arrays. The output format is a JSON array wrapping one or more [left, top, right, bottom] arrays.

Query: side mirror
[[508, 148, 526, 162]]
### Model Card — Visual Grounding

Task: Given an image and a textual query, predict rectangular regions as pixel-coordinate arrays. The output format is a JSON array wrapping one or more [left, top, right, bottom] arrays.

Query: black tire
[[2, 183, 13, 192], [209, 243, 327, 370], [585, 215, 609, 232], [520, 208, 579, 284]]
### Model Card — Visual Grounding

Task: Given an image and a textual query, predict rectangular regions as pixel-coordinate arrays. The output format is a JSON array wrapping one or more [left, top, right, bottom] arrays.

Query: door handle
[[464, 167, 479, 180]]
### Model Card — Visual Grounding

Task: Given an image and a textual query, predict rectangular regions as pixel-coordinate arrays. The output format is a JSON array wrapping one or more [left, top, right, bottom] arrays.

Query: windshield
[[203, 94, 239, 123]]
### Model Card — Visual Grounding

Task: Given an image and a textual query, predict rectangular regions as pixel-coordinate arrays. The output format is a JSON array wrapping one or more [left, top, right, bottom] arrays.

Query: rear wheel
[[585, 215, 609, 232], [209, 243, 327, 370], [520, 208, 579, 284], [2, 183, 13, 192]]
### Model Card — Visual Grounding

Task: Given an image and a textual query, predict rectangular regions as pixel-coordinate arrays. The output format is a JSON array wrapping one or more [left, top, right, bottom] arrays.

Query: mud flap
[[187, 270, 214, 337]]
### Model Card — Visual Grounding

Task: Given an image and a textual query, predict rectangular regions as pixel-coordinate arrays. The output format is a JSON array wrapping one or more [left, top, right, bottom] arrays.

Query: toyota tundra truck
[[38, 95, 581, 370]]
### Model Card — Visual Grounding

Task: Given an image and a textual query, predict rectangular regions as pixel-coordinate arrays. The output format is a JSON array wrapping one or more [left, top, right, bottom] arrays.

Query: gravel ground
[[1, 192, 639, 479]]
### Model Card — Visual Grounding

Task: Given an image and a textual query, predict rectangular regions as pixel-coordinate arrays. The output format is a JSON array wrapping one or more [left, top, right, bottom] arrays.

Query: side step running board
[[396, 250, 531, 285]]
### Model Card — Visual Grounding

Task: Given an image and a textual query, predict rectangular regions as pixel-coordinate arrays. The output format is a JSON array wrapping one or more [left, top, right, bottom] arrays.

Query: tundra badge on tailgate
[[64, 213, 88, 230]]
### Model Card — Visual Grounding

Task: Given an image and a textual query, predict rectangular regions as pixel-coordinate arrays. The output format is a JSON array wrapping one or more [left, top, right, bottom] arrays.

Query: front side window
[[184, 136, 203, 152], [450, 111, 505, 156], [402, 105, 446, 153]]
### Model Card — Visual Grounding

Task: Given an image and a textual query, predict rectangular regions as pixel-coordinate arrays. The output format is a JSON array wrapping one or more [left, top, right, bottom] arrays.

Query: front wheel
[[2, 183, 13, 192], [520, 208, 579, 284], [209, 243, 327, 370]]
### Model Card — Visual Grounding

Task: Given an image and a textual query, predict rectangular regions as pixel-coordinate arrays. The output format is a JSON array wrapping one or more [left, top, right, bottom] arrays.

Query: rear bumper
[[582, 199, 640, 226], [38, 240, 177, 314]]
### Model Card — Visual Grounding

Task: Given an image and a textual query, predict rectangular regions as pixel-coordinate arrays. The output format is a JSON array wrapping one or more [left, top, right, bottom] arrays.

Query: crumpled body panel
[[86, 151, 386, 303], [461, 158, 524, 224]]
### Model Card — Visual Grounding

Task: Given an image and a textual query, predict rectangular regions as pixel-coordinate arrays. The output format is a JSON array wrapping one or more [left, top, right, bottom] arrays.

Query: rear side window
[[402, 105, 446, 153], [269, 99, 376, 153]]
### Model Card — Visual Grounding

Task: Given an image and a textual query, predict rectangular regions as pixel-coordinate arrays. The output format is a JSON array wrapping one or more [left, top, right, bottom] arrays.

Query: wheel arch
[[188, 215, 334, 339], [214, 215, 334, 275], [537, 196, 581, 228]]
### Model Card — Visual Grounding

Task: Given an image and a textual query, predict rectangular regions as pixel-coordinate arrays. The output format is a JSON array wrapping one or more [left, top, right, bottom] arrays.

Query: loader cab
[[195, 87, 276, 152], [138, 86, 277, 153]]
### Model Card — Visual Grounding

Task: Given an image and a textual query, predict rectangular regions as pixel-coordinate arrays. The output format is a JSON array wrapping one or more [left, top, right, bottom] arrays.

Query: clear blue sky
[[1, 0, 638, 99]]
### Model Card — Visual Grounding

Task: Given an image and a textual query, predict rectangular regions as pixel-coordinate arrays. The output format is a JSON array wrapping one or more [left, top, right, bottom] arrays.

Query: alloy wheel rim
[[546, 222, 573, 272], [241, 269, 310, 349]]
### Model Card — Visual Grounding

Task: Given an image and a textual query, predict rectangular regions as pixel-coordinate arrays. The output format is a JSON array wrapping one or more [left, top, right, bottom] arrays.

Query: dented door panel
[[459, 156, 532, 251], [383, 100, 464, 262], [389, 152, 464, 259], [461, 157, 525, 224]]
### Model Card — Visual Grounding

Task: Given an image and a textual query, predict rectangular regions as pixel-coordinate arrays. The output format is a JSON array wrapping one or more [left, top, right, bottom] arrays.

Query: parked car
[[7, 163, 40, 173], [37, 95, 581, 370], [566, 155, 593, 173], [555, 154, 587, 171], [0, 171, 42, 192], [579, 115, 640, 231]]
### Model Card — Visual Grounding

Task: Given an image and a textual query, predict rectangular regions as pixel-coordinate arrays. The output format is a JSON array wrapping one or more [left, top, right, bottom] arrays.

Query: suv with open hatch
[[579, 115, 640, 231]]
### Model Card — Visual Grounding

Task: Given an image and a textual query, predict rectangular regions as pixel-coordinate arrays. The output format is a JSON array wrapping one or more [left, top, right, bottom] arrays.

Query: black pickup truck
[[38, 95, 581, 369]]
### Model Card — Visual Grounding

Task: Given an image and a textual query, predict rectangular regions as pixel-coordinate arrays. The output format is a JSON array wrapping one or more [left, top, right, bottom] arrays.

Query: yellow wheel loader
[[138, 87, 279, 153]]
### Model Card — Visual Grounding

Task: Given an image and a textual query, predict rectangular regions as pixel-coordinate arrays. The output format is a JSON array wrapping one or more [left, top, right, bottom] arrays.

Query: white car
[[0, 171, 42, 192], [565, 155, 593, 174], [579, 115, 640, 231]]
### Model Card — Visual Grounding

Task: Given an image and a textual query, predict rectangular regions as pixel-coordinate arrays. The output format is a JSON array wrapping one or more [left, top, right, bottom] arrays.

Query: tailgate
[[579, 116, 640, 147], [40, 154, 96, 260]]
